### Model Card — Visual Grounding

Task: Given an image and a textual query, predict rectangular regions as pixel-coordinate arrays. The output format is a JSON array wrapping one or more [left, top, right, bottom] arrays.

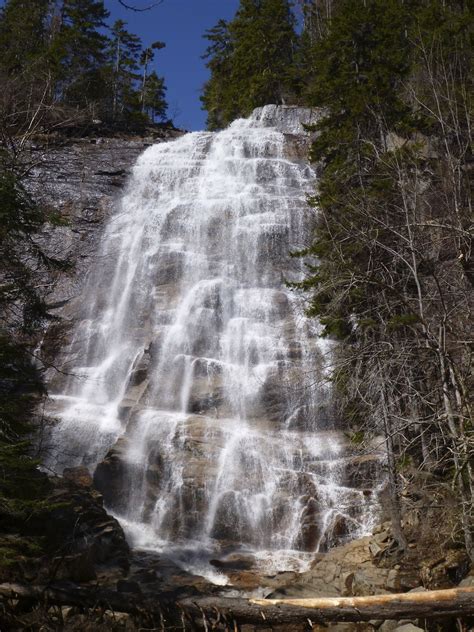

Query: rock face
[[271, 519, 471, 602], [28, 132, 182, 379], [271, 533, 398, 599], [0, 466, 130, 588], [45, 469, 131, 582], [37, 106, 386, 580], [251, 104, 321, 133]]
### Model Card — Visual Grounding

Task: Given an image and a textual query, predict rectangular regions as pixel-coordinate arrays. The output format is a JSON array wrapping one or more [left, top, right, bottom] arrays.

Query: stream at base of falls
[[44, 105, 382, 586]]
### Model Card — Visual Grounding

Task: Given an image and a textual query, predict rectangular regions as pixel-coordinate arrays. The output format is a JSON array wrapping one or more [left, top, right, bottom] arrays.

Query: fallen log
[[1, 582, 473, 628], [178, 588, 474, 626], [248, 587, 474, 622]]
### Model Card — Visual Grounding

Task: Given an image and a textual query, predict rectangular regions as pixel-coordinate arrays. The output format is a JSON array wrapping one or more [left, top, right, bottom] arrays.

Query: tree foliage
[[0, 158, 51, 542], [202, 0, 298, 129], [295, 0, 473, 555], [0, 0, 169, 130]]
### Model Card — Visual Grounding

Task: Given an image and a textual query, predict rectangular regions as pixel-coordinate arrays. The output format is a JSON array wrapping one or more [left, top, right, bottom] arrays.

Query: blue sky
[[105, 0, 240, 130]]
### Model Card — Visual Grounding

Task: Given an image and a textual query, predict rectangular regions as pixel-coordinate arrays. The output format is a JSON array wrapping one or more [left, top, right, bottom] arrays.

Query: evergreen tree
[[139, 41, 166, 114], [51, 0, 110, 108], [201, 19, 237, 129], [231, 0, 297, 109], [299, 0, 336, 43], [0, 158, 52, 544], [142, 70, 167, 121], [0, 0, 55, 137], [291, 0, 336, 101], [0, 0, 170, 128], [108, 19, 142, 121], [202, 0, 298, 129], [0, 0, 50, 75]]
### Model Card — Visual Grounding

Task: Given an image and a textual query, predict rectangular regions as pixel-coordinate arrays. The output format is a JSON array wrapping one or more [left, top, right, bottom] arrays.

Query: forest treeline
[[0, 0, 168, 133], [204, 0, 473, 557]]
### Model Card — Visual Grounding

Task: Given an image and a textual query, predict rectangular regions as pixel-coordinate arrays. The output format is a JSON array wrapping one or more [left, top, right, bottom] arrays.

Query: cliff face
[[36, 105, 387, 575], [27, 132, 182, 374], [30, 138, 153, 296]]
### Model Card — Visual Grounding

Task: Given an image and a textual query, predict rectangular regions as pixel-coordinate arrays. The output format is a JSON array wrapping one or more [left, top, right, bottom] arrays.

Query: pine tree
[[231, 0, 297, 110], [0, 0, 50, 75], [0, 1, 54, 137], [108, 19, 142, 121], [51, 0, 110, 108], [0, 159, 52, 546], [202, 0, 298, 129], [291, 0, 335, 101], [139, 41, 166, 114], [201, 19, 237, 130], [1, 0, 170, 128], [142, 70, 167, 122]]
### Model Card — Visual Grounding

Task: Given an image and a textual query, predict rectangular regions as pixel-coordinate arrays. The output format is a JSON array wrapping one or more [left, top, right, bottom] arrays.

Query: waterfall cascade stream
[[45, 106, 380, 581]]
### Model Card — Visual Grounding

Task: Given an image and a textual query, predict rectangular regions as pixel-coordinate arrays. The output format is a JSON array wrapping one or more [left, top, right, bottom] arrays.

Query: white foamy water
[[45, 106, 380, 578]]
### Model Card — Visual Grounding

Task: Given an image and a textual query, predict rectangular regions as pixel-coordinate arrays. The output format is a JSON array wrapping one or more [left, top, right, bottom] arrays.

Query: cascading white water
[[46, 106, 378, 576]]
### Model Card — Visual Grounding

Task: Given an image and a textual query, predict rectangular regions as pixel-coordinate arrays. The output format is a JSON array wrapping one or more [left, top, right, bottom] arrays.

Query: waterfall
[[45, 106, 379, 575]]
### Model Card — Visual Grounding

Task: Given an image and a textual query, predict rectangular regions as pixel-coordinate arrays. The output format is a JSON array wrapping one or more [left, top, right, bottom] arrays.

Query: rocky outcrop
[[272, 520, 471, 602], [0, 464, 130, 590], [271, 533, 403, 600], [43, 467, 130, 583], [27, 131, 182, 379]]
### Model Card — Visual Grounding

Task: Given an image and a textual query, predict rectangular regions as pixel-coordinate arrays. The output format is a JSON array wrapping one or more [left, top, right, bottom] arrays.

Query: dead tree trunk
[[248, 588, 474, 622], [1, 583, 473, 627], [178, 589, 474, 625]]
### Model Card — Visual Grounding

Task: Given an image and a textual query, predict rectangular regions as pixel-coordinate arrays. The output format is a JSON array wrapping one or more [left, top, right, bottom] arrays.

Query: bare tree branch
[[117, 0, 164, 12]]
